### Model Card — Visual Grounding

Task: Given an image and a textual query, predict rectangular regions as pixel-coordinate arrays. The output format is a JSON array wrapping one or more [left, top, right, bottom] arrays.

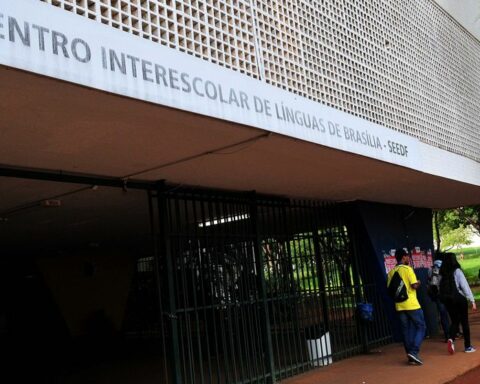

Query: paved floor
[[282, 310, 480, 384], [448, 364, 480, 384]]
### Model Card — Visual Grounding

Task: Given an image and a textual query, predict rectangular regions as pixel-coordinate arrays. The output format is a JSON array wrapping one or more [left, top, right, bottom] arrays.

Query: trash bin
[[305, 325, 332, 366]]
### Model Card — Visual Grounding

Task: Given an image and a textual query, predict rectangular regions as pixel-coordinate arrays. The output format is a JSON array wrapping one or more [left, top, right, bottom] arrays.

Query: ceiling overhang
[[0, 66, 479, 211]]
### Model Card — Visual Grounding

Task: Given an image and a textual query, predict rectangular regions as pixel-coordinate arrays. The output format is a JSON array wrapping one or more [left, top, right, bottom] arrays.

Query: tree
[[433, 211, 442, 251], [453, 206, 480, 236], [433, 205, 480, 251], [441, 226, 473, 251]]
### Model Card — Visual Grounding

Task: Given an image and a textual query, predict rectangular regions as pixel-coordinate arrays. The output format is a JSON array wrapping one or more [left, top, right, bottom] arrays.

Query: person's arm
[[455, 269, 476, 310], [407, 267, 421, 290]]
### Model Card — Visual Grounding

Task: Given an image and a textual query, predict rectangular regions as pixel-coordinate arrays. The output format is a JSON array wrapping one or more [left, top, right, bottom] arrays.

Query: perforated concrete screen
[[39, 0, 480, 163]]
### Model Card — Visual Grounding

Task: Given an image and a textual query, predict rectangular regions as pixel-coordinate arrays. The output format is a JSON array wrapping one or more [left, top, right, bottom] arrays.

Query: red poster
[[411, 247, 422, 268], [411, 246, 431, 269], [384, 249, 397, 274], [426, 249, 433, 268]]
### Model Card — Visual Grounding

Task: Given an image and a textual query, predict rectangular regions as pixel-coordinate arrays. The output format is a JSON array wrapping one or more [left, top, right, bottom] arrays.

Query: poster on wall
[[411, 247, 423, 268], [383, 247, 433, 273], [426, 249, 433, 268], [410, 246, 433, 269], [383, 249, 397, 274]]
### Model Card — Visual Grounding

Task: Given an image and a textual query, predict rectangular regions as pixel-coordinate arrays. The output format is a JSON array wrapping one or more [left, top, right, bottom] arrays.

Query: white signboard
[[0, 0, 420, 169]]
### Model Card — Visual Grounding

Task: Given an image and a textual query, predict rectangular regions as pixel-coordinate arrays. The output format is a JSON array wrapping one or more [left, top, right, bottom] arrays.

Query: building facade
[[0, 0, 479, 383]]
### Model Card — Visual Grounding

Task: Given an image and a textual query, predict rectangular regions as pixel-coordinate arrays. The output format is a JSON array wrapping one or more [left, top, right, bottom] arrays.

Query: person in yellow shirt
[[387, 248, 426, 365]]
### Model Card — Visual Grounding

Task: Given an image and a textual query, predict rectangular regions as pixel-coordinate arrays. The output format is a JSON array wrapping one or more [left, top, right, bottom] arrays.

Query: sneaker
[[447, 339, 455, 355], [407, 353, 423, 365], [407, 355, 418, 365], [465, 346, 476, 353]]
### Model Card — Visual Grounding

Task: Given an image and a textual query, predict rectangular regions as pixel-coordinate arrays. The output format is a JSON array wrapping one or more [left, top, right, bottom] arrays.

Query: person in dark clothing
[[427, 259, 450, 342], [438, 252, 477, 354]]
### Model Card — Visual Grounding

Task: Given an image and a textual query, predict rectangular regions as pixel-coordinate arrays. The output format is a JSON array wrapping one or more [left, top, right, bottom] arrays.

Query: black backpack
[[387, 267, 409, 303], [439, 271, 460, 303]]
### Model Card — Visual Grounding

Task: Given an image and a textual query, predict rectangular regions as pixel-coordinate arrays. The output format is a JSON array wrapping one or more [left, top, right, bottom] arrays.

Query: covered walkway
[[283, 310, 480, 384]]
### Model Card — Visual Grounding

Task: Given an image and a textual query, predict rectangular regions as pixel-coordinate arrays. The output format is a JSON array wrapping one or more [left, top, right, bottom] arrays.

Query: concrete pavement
[[282, 310, 480, 384]]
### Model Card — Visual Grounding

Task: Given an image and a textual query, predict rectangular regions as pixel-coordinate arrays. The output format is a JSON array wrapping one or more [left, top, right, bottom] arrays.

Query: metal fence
[[123, 185, 392, 383]]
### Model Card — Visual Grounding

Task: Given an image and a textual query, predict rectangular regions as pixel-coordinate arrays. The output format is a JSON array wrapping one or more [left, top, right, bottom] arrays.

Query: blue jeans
[[398, 309, 426, 356], [435, 300, 450, 340]]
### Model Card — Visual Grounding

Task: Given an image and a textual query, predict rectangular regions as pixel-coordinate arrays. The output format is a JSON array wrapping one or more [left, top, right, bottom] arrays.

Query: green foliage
[[471, 285, 480, 301], [456, 247, 480, 259], [437, 206, 480, 236], [458, 206, 480, 236], [433, 205, 480, 251], [442, 226, 472, 250], [455, 247, 480, 286], [262, 228, 354, 295]]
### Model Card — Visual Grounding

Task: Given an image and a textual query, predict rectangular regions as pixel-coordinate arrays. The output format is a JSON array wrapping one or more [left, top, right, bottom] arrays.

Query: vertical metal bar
[[312, 216, 330, 339], [147, 189, 170, 383], [218, 195, 240, 384], [184, 197, 205, 384], [241, 197, 265, 380], [170, 195, 189, 382], [299, 201, 313, 370], [264, 200, 282, 375], [231, 199, 252, 381], [250, 193, 276, 383], [305, 201, 327, 368], [271, 199, 292, 378], [347, 211, 369, 353], [301, 202, 315, 368], [282, 201, 302, 372], [191, 195, 213, 383], [200, 194, 223, 382], [291, 202, 308, 371], [175, 196, 195, 383], [211, 195, 233, 383], [157, 184, 182, 384]]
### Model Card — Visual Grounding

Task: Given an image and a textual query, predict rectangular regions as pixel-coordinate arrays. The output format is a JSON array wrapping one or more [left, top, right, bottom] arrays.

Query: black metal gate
[[133, 185, 391, 383]]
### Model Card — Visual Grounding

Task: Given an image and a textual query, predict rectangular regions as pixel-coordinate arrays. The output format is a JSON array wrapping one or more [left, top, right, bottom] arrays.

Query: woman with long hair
[[439, 252, 477, 354]]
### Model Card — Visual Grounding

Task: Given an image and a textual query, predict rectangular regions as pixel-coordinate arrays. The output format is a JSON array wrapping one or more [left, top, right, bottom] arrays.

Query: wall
[[37, 247, 135, 337], [354, 201, 438, 339]]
